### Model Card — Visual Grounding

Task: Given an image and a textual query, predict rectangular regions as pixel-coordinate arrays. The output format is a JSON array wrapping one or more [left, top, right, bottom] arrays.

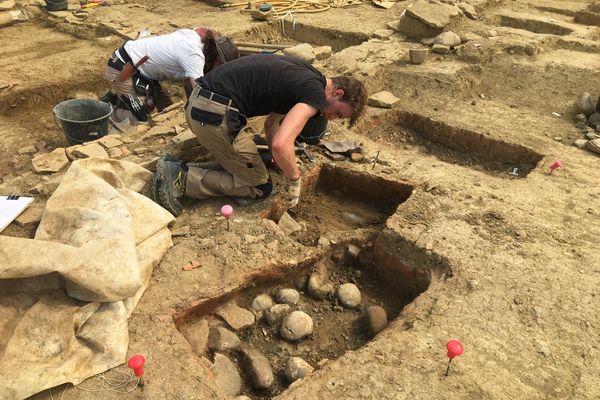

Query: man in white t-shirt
[[104, 28, 239, 124]]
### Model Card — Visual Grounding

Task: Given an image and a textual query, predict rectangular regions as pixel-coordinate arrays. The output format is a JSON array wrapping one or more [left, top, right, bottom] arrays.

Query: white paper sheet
[[0, 195, 34, 232]]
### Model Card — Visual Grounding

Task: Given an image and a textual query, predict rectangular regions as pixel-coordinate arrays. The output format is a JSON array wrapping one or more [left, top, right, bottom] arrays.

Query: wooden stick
[[159, 100, 184, 114], [235, 42, 293, 50]]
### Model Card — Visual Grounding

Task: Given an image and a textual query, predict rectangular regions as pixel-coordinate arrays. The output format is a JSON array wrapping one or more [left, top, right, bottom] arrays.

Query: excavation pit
[[268, 164, 414, 245], [175, 240, 433, 399], [357, 110, 543, 178], [498, 14, 574, 36], [235, 22, 369, 53]]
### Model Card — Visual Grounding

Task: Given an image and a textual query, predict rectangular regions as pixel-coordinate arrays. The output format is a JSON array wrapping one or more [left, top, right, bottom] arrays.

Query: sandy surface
[[1, 0, 599, 399]]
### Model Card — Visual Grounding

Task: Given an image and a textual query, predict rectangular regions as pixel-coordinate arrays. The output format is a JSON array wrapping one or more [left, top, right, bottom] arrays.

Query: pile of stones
[[180, 261, 389, 398], [573, 93, 600, 155]]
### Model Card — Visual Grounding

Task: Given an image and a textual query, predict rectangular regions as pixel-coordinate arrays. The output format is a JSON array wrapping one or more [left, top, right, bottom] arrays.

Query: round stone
[[266, 303, 292, 325], [277, 288, 300, 305], [280, 311, 314, 341], [366, 305, 388, 337], [251, 294, 274, 312], [337, 283, 361, 308], [308, 271, 334, 300], [284, 357, 314, 382]]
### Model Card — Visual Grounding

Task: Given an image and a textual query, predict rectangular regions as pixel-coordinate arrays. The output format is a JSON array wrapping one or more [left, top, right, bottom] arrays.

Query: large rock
[[172, 129, 197, 146], [280, 311, 313, 341], [389, 15, 442, 38], [574, 139, 588, 149], [251, 293, 274, 317], [337, 283, 361, 308], [585, 138, 600, 154], [72, 142, 109, 159], [368, 91, 400, 109], [576, 93, 596, 117], [405, 0, 461, 29], [366, 305, 388, 337], [239, 345, 274, 390], [284, 357, 314, 382], [32, 148, 69, 173], [97, 134, 123, 149], [215, 302, 255, 330], [212, 353, 242, 397], [276, 288, 300, 305], [180, 319, 209, 356], [458, 2, 477, 19], [283, 43, 316, 63], [15, 203, 44, 227], [433, 31, 461, 47], [588, 112, 600, 128], [208, 326, 241, 352], [278, 212, 303, 236], [314, 45, 332, 60], [0, 0, 16, 11], [266, 304, 292, 325]]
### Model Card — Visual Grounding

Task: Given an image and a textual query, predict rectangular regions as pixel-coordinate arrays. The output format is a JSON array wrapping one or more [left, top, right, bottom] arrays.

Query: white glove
[[286, 176, 301, 208]]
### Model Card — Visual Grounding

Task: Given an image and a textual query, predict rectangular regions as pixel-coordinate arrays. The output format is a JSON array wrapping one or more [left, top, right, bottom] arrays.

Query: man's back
[[201, 54, 327, 118]]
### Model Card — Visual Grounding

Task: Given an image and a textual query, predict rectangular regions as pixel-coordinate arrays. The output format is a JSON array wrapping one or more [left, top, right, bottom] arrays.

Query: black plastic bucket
[[45, 0, 68, 11], [53, 99, 112, 145]]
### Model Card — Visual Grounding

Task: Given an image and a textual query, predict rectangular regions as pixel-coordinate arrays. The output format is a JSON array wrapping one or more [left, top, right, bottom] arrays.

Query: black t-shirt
[[201, 54, 327, 118]]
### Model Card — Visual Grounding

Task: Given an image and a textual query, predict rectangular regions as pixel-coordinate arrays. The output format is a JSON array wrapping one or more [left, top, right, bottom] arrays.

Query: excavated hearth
[[267, 163, 414, 246], [174, 237, 440, 399], [357, 110, 543, 178]]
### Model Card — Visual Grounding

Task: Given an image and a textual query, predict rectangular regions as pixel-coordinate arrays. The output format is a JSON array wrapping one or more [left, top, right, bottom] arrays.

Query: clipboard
[[0, 195, 34, 232]]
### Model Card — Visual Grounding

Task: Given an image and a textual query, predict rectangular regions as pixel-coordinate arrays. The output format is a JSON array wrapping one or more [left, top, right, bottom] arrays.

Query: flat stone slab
[[368, 91, 400, 108], [283, 43, 316, 63], [239, 345, 274, 390], [15, 203, 44, 227], [212, 353, 242, 397], [32, 148, 69, 173], [97, 134, 123, 149], [72, 142, 109, 159], [314, 45, 332, 60], [215, 302, 255, 330], [180, 319, 209, 357], [172, 129, 197, 146], [389, 15, 443, 38], [278, 212, 302, 236], [405, 0, 460, 29], [0, 0, 16, 10]]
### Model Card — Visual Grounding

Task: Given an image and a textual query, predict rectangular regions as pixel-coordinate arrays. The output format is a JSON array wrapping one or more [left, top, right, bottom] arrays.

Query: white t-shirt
[[123, 29, 205, 81]]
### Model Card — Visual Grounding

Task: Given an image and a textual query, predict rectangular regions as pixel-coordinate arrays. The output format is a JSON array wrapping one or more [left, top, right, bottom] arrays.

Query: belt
[[197, 87, 235, 108], [107, 46, 134, 70]]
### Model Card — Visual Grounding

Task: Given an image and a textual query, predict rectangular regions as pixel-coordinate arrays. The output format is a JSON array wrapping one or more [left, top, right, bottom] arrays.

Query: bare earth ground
[[1, 0, 600, 399]]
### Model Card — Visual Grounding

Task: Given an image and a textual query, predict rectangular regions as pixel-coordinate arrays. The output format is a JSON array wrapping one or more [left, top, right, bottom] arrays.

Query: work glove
[[286, 176, 301, 208]]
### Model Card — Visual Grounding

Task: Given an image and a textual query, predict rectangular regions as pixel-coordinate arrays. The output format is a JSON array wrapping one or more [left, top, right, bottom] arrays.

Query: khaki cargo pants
[[184, 85, 269, 199]]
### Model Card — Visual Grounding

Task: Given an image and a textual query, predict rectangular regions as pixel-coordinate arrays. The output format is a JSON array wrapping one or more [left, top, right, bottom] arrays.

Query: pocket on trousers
[[190, 107, 224, 126]]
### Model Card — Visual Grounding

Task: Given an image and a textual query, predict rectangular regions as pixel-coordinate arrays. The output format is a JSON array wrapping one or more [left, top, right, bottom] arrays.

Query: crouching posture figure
[[151, 54, 367, 216], [104, 28, 239, 124]]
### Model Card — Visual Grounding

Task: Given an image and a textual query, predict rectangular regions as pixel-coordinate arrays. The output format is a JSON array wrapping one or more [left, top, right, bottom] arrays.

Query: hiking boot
[[231, 180, 275, 207], [231, 195, 268, 207], [154, 155, 187, 216]]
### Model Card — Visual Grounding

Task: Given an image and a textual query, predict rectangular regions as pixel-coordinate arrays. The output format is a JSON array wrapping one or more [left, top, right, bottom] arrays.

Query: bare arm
[[271, 103, 318, 180], [264, 113, 284, 146]]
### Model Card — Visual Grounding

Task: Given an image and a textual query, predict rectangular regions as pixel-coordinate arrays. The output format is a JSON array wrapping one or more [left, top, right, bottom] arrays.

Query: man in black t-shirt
[[151, 54, 367, 216]]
